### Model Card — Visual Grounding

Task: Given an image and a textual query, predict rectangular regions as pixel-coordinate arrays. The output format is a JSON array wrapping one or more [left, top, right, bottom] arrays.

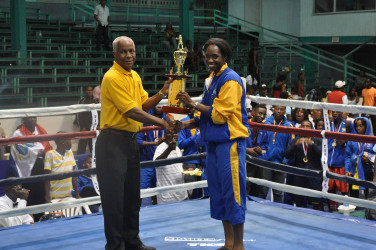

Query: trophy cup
[[162, 35, 192, 114]]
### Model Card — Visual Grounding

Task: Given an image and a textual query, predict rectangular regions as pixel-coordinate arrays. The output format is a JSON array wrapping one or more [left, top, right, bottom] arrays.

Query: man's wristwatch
[[193, 102, 199, 110], [159, 90, 167, 99]]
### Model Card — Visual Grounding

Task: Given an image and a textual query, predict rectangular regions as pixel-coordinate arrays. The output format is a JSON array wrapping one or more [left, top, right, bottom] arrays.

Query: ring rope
[[0, 181, 208, 219], [1, 96, 376, 119], [0, 153, 207, 187], [248, 177, 376, 210]]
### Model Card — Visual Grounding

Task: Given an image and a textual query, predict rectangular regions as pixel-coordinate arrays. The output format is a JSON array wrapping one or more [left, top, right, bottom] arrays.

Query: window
[[315, 0, 376, 13]]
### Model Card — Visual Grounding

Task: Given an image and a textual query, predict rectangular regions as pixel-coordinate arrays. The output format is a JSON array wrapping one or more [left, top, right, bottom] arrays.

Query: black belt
[[102, 128, 138, 139]]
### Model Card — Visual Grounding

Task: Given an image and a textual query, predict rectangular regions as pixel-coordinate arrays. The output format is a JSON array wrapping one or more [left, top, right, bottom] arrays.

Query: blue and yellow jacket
[[327, 118, 348, 167], [257, 115, 294, 163], [194, 64, 249, 143], [345, 117, 375, 190], [137, 109, 164, 161], [178, 115, 200, 164]]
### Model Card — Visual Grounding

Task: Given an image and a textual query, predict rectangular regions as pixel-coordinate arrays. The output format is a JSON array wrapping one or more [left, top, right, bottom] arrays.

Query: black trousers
[[259, 168, 286, 203], [246, 162, 263, 198], [96, 24, 109, 48], [96, 130, 141, 250]]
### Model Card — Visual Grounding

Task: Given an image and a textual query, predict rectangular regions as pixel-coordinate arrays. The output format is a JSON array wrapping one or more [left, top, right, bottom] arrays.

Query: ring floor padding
[[1, 198, 376, 249]]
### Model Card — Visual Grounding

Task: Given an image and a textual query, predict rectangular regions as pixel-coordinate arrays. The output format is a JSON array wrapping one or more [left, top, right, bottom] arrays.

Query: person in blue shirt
[[137, 106, 164, 206], [246, 104, 267, 198], [345, 117, 375, 199], [257, 105, 294, 203], [72, 155, 99, 212], [178, 112, 203, 199]]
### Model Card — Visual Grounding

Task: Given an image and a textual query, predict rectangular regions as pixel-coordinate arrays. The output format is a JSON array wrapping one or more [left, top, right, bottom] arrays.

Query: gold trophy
[[162, 34, 191, 114]]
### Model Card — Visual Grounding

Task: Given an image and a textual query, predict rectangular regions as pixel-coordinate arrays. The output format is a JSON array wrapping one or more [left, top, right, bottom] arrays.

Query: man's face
[[24, 117, 37, 131], [252, 107, 266, 123], [100, 0, 107, 7], [113, 38, 136, 71], [165, 132, 178, 144], [83, 157, 92, 169], [259, 88, 267, 96], [85, 87, 93, 98], [5, 184, 22, 197], [316, 121, 324, 130], [311, 109, 322, 119], [366, 79, 372, 88], [300, 121, 312, 130], [273, 106, 286, 121], [332, 111, 343, 122], [57, 138, 72, 151]]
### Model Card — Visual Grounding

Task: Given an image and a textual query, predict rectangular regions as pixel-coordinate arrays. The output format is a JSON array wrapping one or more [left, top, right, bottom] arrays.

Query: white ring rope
[[0, 96, 374, 119], [0, 181, 208, 219], [248, 177, 376, 210]]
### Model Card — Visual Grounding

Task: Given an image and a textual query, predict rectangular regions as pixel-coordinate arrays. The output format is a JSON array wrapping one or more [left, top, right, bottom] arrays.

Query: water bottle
[[343, 196, 350, 216]]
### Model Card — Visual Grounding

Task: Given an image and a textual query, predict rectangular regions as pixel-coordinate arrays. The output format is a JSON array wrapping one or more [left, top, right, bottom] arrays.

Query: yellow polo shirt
[[100, 61, 149, 132]]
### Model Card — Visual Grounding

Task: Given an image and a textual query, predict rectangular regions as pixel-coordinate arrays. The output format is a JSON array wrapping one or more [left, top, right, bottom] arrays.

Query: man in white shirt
[[0, 182, 34, 227], [94, 0, 110, 50], [153, 132, 188, 204]]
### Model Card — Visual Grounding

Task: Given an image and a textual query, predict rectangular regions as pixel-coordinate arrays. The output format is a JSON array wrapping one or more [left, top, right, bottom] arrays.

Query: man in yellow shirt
[[96, 36, 175, 250]]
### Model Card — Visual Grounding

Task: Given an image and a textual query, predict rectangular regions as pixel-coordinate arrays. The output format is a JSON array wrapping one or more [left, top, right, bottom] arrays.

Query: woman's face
[[355, 120, 366, 134], [316, 121, 324, 130], [205, 45, 226, 74], [350, 88, 356, 95], [296, 109, 305, 122]]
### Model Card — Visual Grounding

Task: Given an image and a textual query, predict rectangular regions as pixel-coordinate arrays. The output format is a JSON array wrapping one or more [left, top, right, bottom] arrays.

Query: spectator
[[309, 109, 323, 128], [347, 86, 361, 118], [361, 78, 376, 132], [326, 80, 348, 104], [345, 117, 375, 199], [291, 108, 309, 128], [193, 42, 206, 72], [76, 86, 99, 155], [93, 85, 101, 103], [0, 123, 5, 160], [10, 117, 52, 221], [306, 87, 326, 102], [94, 0, 110, 50], [137, 107, 164, 206], [185, 40, 194, 72], [257, 105, 294, 203], [326, 110, 350, 211], [258, 83, 273, 117], [314, 118, 324, 131], [285, 120, 323, 210], [280, 91, 292, 121], [178, 112, 202, 199], [44, 132, 80, 203], [0, 181, 34, 227], [292, 72, 305, 100], [163, 24, 177, 53], [271, 75, 287, 98], [246, 104, 267, 198], [355, 70, 366, 94], [154, 131, 188, 204], [72, 155, 99, 212], [247, 40, 260, 84]]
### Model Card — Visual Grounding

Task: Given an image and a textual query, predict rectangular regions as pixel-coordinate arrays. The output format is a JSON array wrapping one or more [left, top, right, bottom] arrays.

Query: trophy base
[[165, 74, 192, 79], [162, 106, 191, 114]]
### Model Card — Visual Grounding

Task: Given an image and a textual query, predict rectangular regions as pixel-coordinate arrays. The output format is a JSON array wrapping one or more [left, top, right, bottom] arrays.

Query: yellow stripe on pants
[[230, 141, 241, 206]]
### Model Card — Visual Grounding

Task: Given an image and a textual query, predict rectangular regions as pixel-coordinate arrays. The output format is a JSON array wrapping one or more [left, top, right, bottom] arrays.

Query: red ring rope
[[0, 122, 375, 146]]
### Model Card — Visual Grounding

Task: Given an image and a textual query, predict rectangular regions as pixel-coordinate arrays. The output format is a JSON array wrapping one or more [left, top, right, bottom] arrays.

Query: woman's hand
[[176, 91, 195, 108]]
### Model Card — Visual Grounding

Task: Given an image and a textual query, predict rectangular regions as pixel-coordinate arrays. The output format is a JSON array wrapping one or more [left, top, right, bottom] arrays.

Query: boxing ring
[[1, 97, 376, 249]]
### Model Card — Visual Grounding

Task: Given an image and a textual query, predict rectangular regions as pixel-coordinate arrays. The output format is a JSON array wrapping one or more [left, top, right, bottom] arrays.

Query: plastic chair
[[49, 197, 91, 217]]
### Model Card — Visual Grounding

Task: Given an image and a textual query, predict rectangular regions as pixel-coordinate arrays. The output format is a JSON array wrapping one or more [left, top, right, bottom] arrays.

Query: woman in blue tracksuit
[[345, 117, 375, 198], [177, 38, 249, 250]]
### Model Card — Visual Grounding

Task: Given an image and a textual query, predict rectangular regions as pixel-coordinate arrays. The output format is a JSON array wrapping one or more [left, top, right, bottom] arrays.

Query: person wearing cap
[[257, 84, 273, 117], [326, 80, 348, 105], [361, 78, 376, 132]]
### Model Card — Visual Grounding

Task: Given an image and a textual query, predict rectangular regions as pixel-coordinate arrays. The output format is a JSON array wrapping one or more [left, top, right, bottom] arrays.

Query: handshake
[[164, 120, 183, 134]]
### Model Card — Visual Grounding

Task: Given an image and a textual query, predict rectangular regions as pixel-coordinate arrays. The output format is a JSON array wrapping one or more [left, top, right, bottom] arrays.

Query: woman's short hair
[[203, 38, 232, 61]]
